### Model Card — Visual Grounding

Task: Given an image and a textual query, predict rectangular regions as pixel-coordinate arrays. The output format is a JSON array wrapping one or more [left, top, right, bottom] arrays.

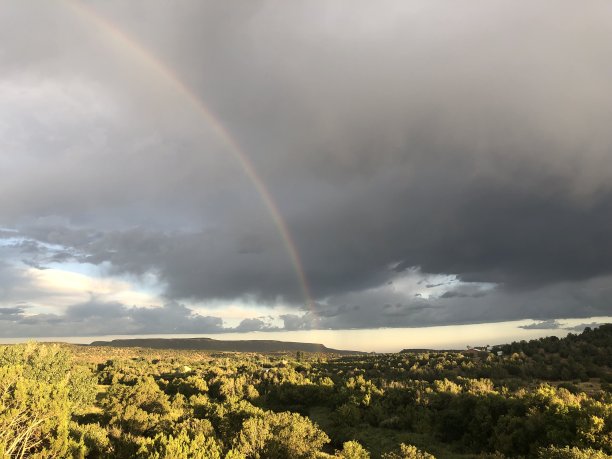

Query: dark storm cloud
[[2, 0, 612, 329]]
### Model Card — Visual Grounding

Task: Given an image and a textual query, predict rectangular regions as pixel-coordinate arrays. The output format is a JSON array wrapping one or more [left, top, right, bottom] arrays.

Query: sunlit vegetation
[[1, 325, 610, 458]]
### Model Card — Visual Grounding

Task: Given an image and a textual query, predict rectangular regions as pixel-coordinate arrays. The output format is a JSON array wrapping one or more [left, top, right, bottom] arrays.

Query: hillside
[[2, 325, 610, 458], [89, 337, 363, 354], [490, 323, 612, 381]]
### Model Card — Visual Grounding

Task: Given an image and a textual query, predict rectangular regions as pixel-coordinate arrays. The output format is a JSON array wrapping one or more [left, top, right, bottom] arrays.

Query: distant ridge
[[400, 348, 454, 353], [89, 337, 363, 354]]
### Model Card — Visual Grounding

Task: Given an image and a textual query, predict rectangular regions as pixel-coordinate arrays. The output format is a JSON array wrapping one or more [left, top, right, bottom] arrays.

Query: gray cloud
[[439, 285, 491, 299], [0, 300, 225, 337], [280, 313, 319, 332], [564, 322, 608, 333], [234, 318, 275, 333], [0, 307, 26, 321], [519, 319, 564, 330], [0, 261, 34, 304], [1, 1, 612, 332], [288, 274, 612, 330]]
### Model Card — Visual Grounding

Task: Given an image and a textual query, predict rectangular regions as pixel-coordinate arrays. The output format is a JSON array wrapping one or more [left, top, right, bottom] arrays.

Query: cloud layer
[[1, 0, 612, 335]]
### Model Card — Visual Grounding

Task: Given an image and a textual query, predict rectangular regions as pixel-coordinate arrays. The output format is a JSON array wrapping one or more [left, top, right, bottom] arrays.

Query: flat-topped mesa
[[89, 337, 364, 354]]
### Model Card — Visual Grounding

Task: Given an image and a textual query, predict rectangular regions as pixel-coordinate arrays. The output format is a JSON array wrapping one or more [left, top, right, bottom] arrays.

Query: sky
[[1, 0, 611, 346]]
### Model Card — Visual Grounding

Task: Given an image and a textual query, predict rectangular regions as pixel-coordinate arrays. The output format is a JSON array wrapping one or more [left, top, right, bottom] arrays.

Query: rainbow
[[63, 1, 315, 311]]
